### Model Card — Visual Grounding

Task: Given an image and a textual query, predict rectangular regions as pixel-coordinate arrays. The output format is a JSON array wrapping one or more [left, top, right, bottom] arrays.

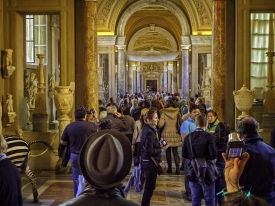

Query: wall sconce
[[2, 49, 16, 78]]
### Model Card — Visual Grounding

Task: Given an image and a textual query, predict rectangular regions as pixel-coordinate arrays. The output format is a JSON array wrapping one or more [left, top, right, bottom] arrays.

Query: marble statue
[[5, 49, 13, 67], [6, 94, 14, 113], [26, 103, 32, 125], [25, 70, 30, 90], [16, 129, 23, 137]]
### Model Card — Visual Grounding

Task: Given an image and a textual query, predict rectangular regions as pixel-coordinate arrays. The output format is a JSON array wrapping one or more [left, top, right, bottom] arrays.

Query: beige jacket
[[158, 107, 182, 147]]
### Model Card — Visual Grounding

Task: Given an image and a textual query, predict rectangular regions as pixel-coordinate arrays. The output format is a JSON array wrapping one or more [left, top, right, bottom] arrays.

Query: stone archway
[[116, 0, 191, 36], [128, 26, 178, 52]]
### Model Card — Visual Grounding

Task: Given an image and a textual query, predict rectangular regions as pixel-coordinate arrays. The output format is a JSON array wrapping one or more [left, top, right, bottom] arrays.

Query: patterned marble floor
[[21, 168, 206, 206]]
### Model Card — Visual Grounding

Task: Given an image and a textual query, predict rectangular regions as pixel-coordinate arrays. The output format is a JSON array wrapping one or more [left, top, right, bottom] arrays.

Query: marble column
[[212, 0, 226, 121], [137, 65, 141, 93], [133, 67, 137, 93], [83, 0, 98, 112], [159, 72, 163, 92], [176, 60, 181, 93], [116, 45, 126, 96], [128, 61, 133, 94], [163, 62, 168, 93], [98, 67, 104, 101], [173, 61, 177, 93], [181, 46, 190, 101]]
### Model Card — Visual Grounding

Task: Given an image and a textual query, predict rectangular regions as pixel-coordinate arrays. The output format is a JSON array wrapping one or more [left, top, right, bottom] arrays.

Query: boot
[[175, 155, 180, 175]]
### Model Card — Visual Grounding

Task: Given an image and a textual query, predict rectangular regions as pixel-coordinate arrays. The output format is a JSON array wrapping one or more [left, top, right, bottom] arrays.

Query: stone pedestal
[[32, 113, 49, 132], [262, 113, 275, 128]]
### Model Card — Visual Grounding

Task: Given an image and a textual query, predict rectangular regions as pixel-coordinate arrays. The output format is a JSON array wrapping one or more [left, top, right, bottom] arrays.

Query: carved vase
[[54, 86, 74, 120], [233, 85, 255, 119]]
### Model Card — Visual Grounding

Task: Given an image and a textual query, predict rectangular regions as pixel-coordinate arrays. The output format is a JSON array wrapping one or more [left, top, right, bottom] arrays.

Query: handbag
[[188, 133, 220, 185], [150, 157, 167, 176]]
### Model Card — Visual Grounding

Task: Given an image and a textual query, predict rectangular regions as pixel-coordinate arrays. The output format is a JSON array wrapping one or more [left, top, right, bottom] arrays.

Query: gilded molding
[[192, 0, 211, 26], [98, 0, 115, 27]]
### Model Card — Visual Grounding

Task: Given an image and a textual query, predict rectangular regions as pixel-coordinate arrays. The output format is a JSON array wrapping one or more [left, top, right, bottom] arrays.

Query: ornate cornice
[[97, 36, 117, 45], [190, 35, 212, 45]]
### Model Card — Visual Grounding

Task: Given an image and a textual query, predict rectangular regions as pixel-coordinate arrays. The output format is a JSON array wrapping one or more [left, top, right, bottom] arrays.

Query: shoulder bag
[[150, 157, 167, 176], [188, 133, 220, 185]]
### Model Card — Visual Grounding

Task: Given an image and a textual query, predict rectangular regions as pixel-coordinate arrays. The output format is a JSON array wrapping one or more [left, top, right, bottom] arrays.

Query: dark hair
[[98, 99, 103, 105], [150, 99, 160, 108], [223, 194, 269, 206], [195, 114, 207, 127], [214, 121, 230, 144], [164, 99, 177, 108], [122, 107, 130, 115], [98, 119, 113, 130], [75, 106, 86, 119], [138, 100, 144, 107], [237, 116, 258, 136], [207, 109, 218, 118], [190, 97, 195, 103], [189, 102, 200, 113], [144, 108, 157, 121]]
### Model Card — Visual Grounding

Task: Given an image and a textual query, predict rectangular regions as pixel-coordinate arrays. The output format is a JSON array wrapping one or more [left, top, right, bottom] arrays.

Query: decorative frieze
[[98, 0, 115, 27]]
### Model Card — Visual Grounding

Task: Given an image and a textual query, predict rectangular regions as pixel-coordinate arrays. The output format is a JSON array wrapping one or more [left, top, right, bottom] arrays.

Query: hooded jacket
[[158, 107, 182, 147]]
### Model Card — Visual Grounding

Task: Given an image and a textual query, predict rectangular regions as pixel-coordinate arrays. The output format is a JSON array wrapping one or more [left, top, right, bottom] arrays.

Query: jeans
[[141, 160, 157, 206], [70, 153, 82, 197], [215, 166, 226, 205], [184, 158, 191, 195], [189, 181, 215, 206]]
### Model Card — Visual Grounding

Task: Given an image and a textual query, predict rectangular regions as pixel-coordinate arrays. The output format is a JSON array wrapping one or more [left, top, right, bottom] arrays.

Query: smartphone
[[226, 141, 245, 159], [161, 140, 168, 147]]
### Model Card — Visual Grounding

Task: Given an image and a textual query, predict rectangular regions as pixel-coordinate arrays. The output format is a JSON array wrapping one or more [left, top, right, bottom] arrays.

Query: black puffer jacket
[[141, 123, 162, 163]]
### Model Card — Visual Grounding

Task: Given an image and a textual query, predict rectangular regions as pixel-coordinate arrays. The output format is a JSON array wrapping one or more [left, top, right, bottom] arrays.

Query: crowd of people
[[1, 91, 275, 206]]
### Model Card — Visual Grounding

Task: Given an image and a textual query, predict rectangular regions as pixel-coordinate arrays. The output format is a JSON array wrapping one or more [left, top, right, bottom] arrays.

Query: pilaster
[[83, 0, 98, 112], [212, 0, 226, 121]]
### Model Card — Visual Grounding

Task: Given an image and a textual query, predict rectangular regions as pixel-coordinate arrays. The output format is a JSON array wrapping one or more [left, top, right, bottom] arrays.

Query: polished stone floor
[[21, 166, 206, 206]]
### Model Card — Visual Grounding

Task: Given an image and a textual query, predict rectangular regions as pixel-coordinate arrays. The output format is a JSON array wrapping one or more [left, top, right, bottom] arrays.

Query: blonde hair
[[0, 135, 8, 153]]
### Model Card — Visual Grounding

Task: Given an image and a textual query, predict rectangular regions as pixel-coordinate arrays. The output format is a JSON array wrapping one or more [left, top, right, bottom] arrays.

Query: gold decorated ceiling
[[97, 0, 212, 52]]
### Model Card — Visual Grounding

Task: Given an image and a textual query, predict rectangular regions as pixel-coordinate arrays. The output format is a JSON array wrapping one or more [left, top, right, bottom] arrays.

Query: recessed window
[[26, 15, 48, 65]]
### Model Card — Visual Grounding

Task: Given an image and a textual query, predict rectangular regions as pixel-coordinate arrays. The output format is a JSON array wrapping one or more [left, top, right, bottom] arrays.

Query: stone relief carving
[[192, 0, 211, 26], [98, 0, 115, 27]]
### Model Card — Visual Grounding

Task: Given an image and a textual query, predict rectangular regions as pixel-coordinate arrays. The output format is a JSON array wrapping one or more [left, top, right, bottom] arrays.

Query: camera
[[161, 139, 168, 147], [226, 141, 245, 159], [87, 108, 95, 115]]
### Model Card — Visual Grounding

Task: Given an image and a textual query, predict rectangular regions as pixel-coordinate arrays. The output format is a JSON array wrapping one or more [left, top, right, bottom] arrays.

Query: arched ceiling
[[97, 0, 212, 54]]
